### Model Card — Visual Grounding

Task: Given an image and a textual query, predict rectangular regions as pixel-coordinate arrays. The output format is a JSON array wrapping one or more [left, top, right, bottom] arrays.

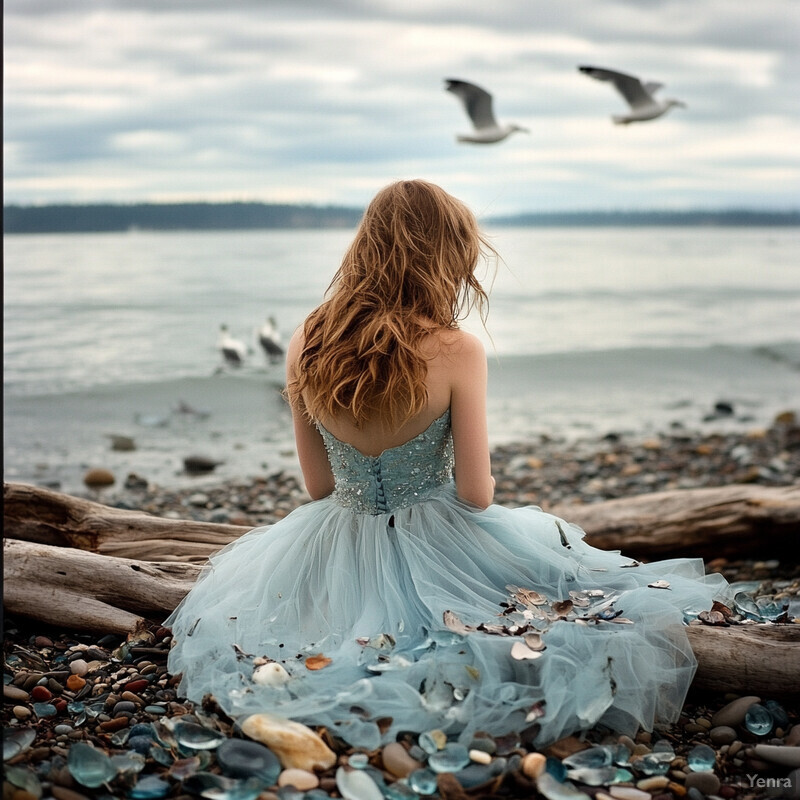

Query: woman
[[166, 180, 727, 750]]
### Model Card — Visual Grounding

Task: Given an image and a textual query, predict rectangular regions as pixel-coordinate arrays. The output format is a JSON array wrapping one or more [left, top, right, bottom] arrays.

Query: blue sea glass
[[686, 744, 716, 772], [764, 699, 789, 729], [349, 752, 370, 769], [173, 721, 227, 750], [216, 738, 281, 785], [733, 591, 760, 620], [452, 763, 494, 788], [744, 703, 773, 735], [32, 702, 57, 718], [3, 727, 36, 761], [276, 787, 304, 800], [755, 596, 787, 621], [613, 743, 632, 766], [638, 753, 670, 776], [566, 766, 620, 785], [418, 730, 445, 754], [427, 743, 470, 773], [110, 752, 145, 777], [128, 775, 170, 799], [382, 780, 420, 799], [545, 757, 568, 782], [408, 768, 438, 795], [68, 742, 117, 788], [4, 764, 43, 797], [563, 746, 613, 770]]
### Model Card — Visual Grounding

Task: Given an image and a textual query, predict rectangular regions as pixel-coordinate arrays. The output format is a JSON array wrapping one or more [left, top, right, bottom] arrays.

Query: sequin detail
[[317, 410, 455, 515]]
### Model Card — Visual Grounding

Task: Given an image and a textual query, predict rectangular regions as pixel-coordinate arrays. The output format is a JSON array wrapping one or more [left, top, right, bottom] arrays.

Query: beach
[[4, 413, 800, 800]]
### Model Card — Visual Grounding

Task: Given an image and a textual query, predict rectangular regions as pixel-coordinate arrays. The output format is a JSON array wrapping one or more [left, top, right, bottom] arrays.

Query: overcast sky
[[4, 0, 799, 215]]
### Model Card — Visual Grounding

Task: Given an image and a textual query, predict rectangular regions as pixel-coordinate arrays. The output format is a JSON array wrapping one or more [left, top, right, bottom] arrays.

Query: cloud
[[3, 0, 799, 211]]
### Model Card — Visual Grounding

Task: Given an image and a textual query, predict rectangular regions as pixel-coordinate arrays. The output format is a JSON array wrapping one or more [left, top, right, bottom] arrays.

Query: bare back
[[287, 325, 494, 508]]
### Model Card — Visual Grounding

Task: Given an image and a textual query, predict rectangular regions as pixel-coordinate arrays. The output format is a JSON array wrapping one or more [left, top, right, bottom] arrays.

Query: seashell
[[510, 641, 544, 661], [253, 662, 290, 687], [648, 580, 671, 590]]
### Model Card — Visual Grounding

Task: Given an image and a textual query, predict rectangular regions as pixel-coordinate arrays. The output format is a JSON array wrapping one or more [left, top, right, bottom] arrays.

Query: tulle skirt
[[165, 485, 728, 750]]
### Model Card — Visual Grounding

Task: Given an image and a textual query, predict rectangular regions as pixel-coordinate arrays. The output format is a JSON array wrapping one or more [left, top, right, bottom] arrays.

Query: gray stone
[[711, 695, 760, 728], [709, 726, 738, 745], [685, 771, 721, 795]]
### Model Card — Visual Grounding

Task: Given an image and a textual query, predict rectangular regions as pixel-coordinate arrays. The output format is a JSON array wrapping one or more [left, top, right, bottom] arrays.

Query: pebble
[[83, 468, 115, 487], [752, 744, 800, 768], [4, 685, 30, 701], [708, 726, 737, 745], [13, 705, 32, 720], [381, 742, 422, 778], [609, 787, 651, 800], [522, 752, 547, 779], [710, 695, 761, 728], [241, 712, 337, 771], [278, 768, 320, 790], [787, 725, 800, 746], [69, 660, 89, 676], [469, 749, 492, 765], [684, 771, 721, 795], [636, 776, 670, 791]]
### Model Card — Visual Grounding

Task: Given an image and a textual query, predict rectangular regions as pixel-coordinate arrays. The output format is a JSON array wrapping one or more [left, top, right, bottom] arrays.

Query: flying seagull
[[578, 66, 686, 124], [218, 324, 247, 367], [444, 78, 529, 144], [257, 316, 285, 365]]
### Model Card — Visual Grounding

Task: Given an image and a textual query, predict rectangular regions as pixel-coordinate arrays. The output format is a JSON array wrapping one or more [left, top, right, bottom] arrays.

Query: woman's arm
[[286, 328, 335, 500], [448, 331, 494, 509]]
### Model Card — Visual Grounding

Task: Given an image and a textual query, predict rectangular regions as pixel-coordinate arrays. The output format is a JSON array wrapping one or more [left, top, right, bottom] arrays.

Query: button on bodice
[[316, 410, 454, 515]]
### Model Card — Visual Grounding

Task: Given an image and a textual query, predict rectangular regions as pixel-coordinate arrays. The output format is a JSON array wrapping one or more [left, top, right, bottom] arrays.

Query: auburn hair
[[287, 179, 495, 427]]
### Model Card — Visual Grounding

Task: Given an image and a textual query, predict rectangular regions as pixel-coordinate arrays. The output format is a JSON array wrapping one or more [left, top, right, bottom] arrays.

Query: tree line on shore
[[4, 201, 799, 234]]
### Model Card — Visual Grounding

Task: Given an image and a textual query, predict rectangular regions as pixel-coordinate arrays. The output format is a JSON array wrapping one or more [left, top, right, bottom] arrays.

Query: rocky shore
[[4, 415, 799, 800]]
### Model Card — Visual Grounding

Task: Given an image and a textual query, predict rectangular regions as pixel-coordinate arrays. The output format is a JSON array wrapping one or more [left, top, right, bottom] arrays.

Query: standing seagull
[[218, 324, 247, 368], [578, 66, 686, 124], [444, 78, 529, 144], [257, 316, 285, 365]]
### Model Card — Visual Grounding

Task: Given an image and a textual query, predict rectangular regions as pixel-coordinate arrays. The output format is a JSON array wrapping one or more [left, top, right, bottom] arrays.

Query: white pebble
[[69, 659, 89, 676], [469, 749, 492, 765]]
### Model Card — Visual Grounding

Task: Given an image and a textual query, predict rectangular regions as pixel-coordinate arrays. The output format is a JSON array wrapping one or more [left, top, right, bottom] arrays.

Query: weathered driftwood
[[551, 483, 800, 560], [3, 481, 248, 563], [686, 623, 800, 696], [3, 538, 200, 634], [5, 481, 800, 563], [4, 538, 798, 695]]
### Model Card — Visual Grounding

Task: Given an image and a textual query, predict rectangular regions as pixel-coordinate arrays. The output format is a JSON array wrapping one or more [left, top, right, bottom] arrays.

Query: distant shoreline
[[4, 201, 799, 234]]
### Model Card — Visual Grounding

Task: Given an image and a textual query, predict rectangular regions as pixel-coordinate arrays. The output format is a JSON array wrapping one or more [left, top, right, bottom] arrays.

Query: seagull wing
[[445, 79, 498, 130], [578, 66, 655, 109]]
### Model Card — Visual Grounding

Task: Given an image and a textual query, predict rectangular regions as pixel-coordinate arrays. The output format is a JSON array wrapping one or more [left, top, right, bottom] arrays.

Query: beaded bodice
[[316, 410, 454, 515]]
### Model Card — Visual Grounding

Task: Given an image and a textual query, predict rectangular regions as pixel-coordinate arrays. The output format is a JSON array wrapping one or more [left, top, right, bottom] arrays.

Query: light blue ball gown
[[165, 409, 729, 750]]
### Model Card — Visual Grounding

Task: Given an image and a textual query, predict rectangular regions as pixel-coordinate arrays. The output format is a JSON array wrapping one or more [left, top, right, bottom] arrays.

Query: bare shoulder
[[431, 328, 485, 361]]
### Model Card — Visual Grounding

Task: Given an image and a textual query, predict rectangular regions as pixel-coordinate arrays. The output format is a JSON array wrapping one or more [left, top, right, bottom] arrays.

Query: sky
[[4, 0, 800, 215]]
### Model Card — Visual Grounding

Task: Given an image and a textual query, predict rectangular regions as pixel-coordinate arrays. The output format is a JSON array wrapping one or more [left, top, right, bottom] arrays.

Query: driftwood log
[[3, 538, 799, 696], [5, 481, 800, 563]]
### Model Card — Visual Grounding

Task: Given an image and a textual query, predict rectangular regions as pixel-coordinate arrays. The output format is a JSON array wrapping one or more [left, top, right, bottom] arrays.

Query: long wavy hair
[[287, 179, 495, 427]]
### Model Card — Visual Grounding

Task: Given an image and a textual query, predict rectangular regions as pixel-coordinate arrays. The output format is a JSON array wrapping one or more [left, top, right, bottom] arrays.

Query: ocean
[[4, 226, 799, 495]]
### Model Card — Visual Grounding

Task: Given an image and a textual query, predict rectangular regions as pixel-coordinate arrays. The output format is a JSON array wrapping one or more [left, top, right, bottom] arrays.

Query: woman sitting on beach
[[166, 179, 728, 750]]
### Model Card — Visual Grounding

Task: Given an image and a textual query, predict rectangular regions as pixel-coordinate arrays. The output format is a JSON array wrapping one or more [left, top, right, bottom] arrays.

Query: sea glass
[[566, 766, 620, 785], [764, 699, 789, 729], [67, 742, 117, 788], [348, 752, 370, 769], [128, 775, 170, 799], [335, 766, 384, 800], [428, 743, 470, 773], [216, 738, 280, 785], [686, 744, 716, 772], [3, 726, 36, 761], [382, 780, 420, 799], [545, 757, 568, 782], [744, 703, 773, 735], [536, 772, 592, 800], [418, 730, 446, 754], [563, 746, 613, 770], [408, 768, 438, 795], [755, 596, 787, 621], [637, 753, 670, 776], [173, 721, 227, 751]]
